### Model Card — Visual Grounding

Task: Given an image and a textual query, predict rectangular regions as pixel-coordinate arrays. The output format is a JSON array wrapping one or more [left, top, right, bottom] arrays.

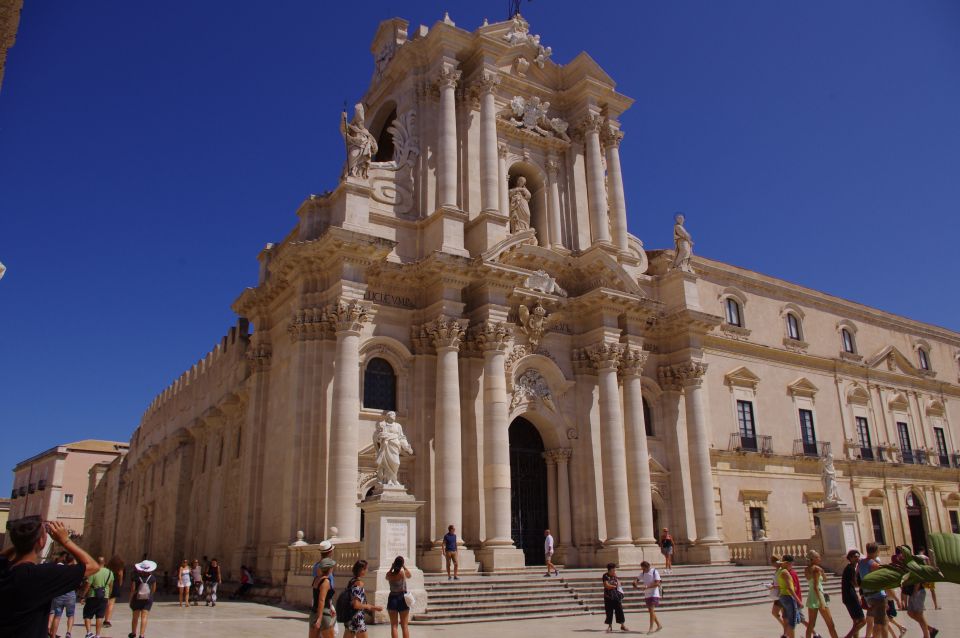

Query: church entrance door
[[906, 491, 928, 552], [509, 417, 547, 566]]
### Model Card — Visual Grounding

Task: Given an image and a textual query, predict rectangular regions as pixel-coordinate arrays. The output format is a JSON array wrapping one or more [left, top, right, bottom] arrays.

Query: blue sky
[[1, 1, 959, 494]]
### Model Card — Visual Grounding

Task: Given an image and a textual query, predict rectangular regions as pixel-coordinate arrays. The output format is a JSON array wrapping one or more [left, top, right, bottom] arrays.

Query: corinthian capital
[[323, 299, 370, 334], [472, 321, 512, 353], [620, 347, 649, 377], [435, 67, 462, 90], [658, 360, 707, 390], [578, 113, 604, 136], [425, 316, 467, 351], [587, 342, 624, 371], [472, 72, 500, 95], [543, 447, 573, 464], [601, 124, 624, 148]]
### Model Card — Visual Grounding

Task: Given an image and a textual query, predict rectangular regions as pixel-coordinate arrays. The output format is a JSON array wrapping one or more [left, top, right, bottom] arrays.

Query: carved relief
[[500, 96, 570, 141], [587, 342, 624, 371], [424, 316, 466, 351], [517, 302, 548, 348], [472, 321, 512, 353], [620, 348, 649, 377], [288, 306, 332, 341], [511, 368, 557, 412], [523, 269, 567, 297]]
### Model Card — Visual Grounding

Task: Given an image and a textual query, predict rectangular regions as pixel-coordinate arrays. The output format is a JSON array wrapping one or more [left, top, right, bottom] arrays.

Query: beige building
[[7, 440, 128, 547], [84, 14, 960, 581]]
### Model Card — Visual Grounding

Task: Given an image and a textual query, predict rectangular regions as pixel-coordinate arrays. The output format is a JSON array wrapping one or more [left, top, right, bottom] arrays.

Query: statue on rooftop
[[340, 103, 378, 179]]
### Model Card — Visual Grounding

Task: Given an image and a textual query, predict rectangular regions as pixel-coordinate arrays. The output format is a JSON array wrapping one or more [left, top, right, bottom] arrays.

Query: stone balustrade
[[728, 536, 823, 566]]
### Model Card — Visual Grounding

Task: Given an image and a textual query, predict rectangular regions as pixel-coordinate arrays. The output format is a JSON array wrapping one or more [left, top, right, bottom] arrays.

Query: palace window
[[64, 494, 74, 505], [642, 397, 654, 437], [786, 313, 802, 341], [870, 508, 886, 545], [841, 328, 856, 354], [918, 347, 930, 371], [856, 416, 873, 460], [897, 422, 913, 464], [725, 298, 742, 327], [799, 409, 817, 455], [934, 427, 949, 466], [749, 506, 765, 540], [737, 400, 757, 450], [363, 357, 397, 412]]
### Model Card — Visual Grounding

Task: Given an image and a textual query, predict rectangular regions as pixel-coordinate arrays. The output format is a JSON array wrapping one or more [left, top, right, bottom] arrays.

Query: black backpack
[[335, 578, 357, 623]]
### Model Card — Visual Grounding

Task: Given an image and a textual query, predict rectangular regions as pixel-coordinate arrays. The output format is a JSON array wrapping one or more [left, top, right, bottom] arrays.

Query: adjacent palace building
[[85, 14, 960, 581]]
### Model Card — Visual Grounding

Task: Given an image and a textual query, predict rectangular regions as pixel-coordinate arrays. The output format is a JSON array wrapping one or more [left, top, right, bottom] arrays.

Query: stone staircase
[[413, 564, 842, 624]]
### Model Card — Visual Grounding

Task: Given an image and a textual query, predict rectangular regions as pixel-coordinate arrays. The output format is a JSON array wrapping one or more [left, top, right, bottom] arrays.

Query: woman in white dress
[[178, 559, 192, 607]]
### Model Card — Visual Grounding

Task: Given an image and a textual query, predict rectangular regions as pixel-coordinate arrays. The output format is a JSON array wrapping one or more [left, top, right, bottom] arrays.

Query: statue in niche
[[373, 410, 413, 487], [821, 452, 842, 506], [340, 103, 378, 179], [509, 176, 532, 232], [670, 213, 694, 273]]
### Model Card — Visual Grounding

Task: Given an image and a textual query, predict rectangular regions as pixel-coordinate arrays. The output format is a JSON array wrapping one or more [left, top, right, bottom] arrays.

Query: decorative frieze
[[288, 306, 331, 341]]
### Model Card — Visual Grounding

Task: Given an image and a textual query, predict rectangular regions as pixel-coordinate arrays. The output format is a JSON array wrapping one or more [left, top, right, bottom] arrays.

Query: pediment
[[846, 383, 870, 405], [724, 366, 761, 390], [927, 399, 946, 417], [788, 377, 819, 398], [649, 456, 669, 475], [864, 345, 925, 377], [888, 392, 910, 411]]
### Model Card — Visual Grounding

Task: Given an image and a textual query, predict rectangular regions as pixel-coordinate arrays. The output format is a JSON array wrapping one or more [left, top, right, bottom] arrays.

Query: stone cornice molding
[[587, 342, 624, 371], [471, 320, 513, 353], [496, 117, 570, 150], [620, 347, 649, 377], [651, 308, 723, 338], [324, 298, 370, 335]]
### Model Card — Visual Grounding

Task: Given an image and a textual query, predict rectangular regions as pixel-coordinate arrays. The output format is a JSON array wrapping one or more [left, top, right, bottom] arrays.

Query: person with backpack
[[204, 558, 222, 607], [103, 555, 124, 629], [632, 561, 662, 633], [602, 562, 628, 633], [336, 560, 382, 638], [80, 557, 114, 638], [128, 560, 157, 638], [309, 558, 337, 638]]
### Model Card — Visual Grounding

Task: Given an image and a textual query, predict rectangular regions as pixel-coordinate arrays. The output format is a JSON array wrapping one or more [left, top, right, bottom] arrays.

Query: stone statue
[[524, 269, 567, 297], [373, 411, 413, 487], [670, 213, 694, 273], [822, 452, 841, 506], [509, 176, 532, 232], [340, 103, 378, 179], [517, 302, 548, 348]]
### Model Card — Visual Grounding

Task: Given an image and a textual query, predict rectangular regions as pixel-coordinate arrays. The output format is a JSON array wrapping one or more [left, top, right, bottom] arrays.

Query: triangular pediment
[[788, 377, 819, 398], [724, 366, 761, 390], [864, 346, 924, 377]]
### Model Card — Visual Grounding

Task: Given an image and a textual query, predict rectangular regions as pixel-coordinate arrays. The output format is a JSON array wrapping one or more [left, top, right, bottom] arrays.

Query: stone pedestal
[[684, 541, 731, 565], [360, 486, 428, 623], [475, 545, 526, 572], [818, 505, 861, 574], [596, 545, 644, 569]]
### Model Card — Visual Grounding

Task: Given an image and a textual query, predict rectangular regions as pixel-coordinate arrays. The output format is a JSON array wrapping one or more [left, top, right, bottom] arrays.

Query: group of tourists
[[175, 557, 223, 607], [602, 561, 664, 634], [769, 542, 941, 638]]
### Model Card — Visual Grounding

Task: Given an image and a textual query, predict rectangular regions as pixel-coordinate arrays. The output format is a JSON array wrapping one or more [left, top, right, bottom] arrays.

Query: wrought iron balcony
[[953, 453, 960, 469], [900, 449, 929, 465], [793, 439, 831, 458], [937, 453, 951, 467], [28, 483, 35, 493], [854, 446, 888, 462], [37, 479, 46, 491], [729, 433, 773, 454]]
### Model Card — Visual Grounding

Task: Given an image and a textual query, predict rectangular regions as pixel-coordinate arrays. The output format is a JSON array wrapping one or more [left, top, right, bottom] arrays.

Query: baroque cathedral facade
[[84, 14, 960, 580]]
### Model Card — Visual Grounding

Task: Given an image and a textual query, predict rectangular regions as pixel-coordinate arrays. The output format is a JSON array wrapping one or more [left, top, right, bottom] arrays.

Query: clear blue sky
[[2, 1, 959, 494]]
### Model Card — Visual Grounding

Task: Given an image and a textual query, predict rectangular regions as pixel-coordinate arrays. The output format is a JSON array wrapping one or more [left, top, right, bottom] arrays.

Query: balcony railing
[[900, 450, 929, 465], [854, 446, 889, 462], [793, 439, 831, 458], [953, 453, 960, 469], [729, 433, 773, 454], [28, 483, 35, 494], [937, 453, 951, 467]]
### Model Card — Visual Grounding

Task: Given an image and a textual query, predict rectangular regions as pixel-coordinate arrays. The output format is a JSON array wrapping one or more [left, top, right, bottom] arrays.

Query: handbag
[[403, 592, 416, 607]]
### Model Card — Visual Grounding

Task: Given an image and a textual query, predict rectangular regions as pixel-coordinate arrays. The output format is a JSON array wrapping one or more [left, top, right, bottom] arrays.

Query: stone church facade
[[84, 14, 960, 579]]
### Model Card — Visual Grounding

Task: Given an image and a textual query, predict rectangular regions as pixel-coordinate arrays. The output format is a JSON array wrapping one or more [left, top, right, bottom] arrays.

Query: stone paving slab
[[71, 585, 959, 638]]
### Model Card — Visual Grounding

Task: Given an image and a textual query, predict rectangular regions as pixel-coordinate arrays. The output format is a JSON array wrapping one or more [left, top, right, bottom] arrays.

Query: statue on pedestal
[[340, 102, 378, 179], [822, 452, 842, 506], [373, 411, 413, 487], [509, 176, 532, 232], [670, 213, 694, 273]]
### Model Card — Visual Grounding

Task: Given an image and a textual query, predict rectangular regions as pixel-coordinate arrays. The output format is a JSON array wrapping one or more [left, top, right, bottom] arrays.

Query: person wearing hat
[[776, 555, 803, 638], [310, 557, 338, 638], [312, 540, 336, 590], [128, 559, 157, 638]]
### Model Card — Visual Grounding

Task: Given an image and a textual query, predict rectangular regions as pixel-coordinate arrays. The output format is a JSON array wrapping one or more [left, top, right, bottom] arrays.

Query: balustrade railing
[[289, 542, 363, 576], [728, 536, 823, 566], [937, 453, 951, 468]]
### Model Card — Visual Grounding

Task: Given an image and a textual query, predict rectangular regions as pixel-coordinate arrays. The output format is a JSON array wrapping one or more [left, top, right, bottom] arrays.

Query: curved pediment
[[846, 383, 871, 405]]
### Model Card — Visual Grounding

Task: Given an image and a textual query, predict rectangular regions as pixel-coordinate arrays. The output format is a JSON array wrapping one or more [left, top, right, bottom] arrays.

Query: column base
[[418, 545, 479, 575], [684, 541, 730, 564], [634, 541, 662, 564], [595, 544, 644, 569], [475, 544, 527, 572]]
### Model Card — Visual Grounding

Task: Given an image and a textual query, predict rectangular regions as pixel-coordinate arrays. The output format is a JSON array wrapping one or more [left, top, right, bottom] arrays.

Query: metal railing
[[793, 439, 831, 458], [953, 453, 960, 469], [854, 446, 888, 462], [900, 450, 929, 465], [729, 433, 773, 454]]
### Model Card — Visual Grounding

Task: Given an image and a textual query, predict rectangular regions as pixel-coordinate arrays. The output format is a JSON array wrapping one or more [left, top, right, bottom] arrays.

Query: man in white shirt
[[633, 560, 663, 633], [543, 529, 558, 577]]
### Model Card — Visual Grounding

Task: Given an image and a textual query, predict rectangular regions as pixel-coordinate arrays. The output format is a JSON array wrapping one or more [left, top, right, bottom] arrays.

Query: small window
[[642, 397, 654, 437], [786, 313, 802, 340], [749, 506, 765, 540], [363, 357, 397, 411], [918, 348, 930, 370], [841, 328, 856, 354], [725, 298, 742, 327], [64, 494, 74, 505], [870, 508, 886, 545]]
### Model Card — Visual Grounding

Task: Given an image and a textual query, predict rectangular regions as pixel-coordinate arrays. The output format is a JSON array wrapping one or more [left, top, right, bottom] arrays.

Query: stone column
[[477, 73, 500, 213], [326, 300, 369, 541], [546, 155, 563, 248], [602, 125, 629, 251], [621, 348, 657, 547], [436, 67, 461, 209], [498, 144, 509, 215], [554, 448, 573, 547], [581, 114, 611, 245], [588, 343, 632, 544], [543, 452, 559, 534]]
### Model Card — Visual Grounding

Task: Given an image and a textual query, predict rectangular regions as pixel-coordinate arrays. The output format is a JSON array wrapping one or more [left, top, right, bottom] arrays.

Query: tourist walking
[[659, 528, 674, 573], [204, 558, 222, 606], [0, 517, 98, 638], [80, 556, 115, 638], [128, 559, 157, 638], [902, 579, 939, 638], [442, 525, 459, 580], [885, 597, 907, 635], [858, 542, 894, 638], [385, 556, 412, 638], [776, 555, 803, 638], [190, 559, 203, 605], [632, 560, 663, 633], [841, 550, 866, 638], [177, 559, 191, 607], [804, 550, 839, 638], [103, 555, 124, 629], [769, 555, 790, 636], [602, 563, 628, 633], [48, 553, 79, 638], [309, 558, 337, 638], [544, 529, 558, 577], [915, 548, 940, 610], [342, 559, 383, 638], [233, 564, 254, 599]]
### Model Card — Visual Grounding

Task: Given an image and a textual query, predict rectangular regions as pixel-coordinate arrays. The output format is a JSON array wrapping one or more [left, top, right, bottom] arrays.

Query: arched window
[[786, 313, 802, 340], [363, 357, 397, 411], [642, 397, 654, 437], [841, 328, 856, 354], [725, 298, 742, 327], [918, 347, 930, 371]]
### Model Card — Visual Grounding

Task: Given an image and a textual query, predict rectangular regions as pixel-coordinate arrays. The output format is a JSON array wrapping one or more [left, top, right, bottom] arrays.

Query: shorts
[[545, 551, 554, 561], [130, 598, 153, 612], [347, 610, 367, 634], [645, 597, 660, 608], [867, 598, 887, 625], [661, 546, 673, 556], [906, 588, 926, 613], [779, 595, 800, 628], [844, 600, 865, 621], [387, 591, 410, 612], [444, 551, 458, 563], [50, 591, 76, 617], [83, 597, 107, 620], [320, 610, 336, 630], [110, 580, 120, 599]]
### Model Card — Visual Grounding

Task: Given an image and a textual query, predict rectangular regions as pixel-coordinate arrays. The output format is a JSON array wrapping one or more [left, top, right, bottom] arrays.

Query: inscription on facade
[[364, 290, 416, 308], [384, 518, 410, 559]]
